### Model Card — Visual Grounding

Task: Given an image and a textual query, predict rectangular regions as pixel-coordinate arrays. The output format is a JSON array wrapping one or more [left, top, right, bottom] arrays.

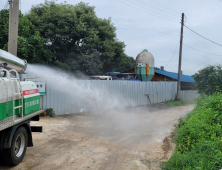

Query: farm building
[[107, 67, 196, 90]]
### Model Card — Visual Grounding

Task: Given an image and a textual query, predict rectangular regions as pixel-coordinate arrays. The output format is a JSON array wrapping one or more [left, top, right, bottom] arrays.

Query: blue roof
[[155, 70, 194, 83]]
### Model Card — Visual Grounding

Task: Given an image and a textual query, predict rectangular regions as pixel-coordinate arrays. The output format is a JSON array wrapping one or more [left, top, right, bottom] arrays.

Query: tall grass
[[162, 93, 222, 169]]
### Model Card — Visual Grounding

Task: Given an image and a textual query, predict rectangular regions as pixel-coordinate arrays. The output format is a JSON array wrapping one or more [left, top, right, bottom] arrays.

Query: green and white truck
[[0, 49, 43, 165]]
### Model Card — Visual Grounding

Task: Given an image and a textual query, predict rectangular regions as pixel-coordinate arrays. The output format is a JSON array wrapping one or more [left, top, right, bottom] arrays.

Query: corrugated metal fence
[[40, 81, 199, 115]]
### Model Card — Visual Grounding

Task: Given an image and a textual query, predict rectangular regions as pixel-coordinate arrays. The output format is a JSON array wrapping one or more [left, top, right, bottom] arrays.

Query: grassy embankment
[[162, 93, 222, 169]]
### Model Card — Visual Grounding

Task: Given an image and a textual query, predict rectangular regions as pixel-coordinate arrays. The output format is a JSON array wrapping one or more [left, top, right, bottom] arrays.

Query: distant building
[[154, 70, 196, 90], [106, 72, 139, 81], [89, 75, 112, 80], [118, 67, 196, 90]]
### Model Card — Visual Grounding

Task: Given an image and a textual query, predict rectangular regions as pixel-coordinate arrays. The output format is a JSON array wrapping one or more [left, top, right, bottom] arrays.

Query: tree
[[64, 49, 103, 75], [0, 1, 135, 75], [0, 9, 9, 49], [193, 65, 222, 95], [25, 1, 135, 74], [0, 9, 52, 64], [116, 55, 135, 72]]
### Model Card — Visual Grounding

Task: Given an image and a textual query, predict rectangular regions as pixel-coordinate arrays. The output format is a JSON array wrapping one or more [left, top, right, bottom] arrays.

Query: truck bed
[[0, 110, 42, 131]]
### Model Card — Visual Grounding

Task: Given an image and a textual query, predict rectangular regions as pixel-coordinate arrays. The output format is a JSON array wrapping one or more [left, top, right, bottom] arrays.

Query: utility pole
[[8, 0, 19, 56], [176, 13, 184, 101]]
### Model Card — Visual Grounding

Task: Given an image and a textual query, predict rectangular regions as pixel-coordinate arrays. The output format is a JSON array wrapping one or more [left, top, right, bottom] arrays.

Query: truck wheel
[[3, 127, 28, 165]]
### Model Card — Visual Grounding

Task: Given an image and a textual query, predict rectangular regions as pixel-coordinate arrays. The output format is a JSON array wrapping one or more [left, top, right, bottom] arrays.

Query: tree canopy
[[0, 1, 135, 75], [0, 9, 52, 64], [193, 65, 222, 95]]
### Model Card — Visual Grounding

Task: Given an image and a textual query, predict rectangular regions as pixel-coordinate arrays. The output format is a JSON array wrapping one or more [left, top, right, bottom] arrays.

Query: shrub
[[45, 108, 55, 117], [162, 140, 222, 170], [162, 93, 222, 169], [193, 65, 222, 95]]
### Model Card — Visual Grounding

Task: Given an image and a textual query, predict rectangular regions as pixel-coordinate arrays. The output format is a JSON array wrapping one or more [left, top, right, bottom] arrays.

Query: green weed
[[162, 93, 222, 170], [165, 99, 195, 106]]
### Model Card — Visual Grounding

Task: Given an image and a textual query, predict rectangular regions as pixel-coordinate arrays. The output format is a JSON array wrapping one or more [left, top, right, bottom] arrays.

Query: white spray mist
[[25, 64, 164, 144]]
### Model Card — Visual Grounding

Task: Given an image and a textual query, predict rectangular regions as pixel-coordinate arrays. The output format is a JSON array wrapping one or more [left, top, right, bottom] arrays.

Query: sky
[[1, 0, 222, 75]]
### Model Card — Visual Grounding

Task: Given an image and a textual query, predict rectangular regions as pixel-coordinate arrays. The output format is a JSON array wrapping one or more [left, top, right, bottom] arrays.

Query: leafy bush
[[162, 93, 222, 169], [45, 108, 55, 117], [162, 140, 222, 170], [193, 65, 222, 95]]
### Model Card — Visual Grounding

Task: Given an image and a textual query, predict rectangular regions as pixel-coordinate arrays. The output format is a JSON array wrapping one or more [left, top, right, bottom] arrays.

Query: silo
[[135, 49, 155, 81]]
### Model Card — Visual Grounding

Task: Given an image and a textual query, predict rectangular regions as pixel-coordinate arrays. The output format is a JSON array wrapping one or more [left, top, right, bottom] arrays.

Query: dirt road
[[1, 104, 194, 170]]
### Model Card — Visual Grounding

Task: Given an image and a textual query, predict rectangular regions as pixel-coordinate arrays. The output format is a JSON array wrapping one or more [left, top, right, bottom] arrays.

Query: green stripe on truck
[[0, 95, 40, 120], [23, 95, 40, 116], [0, 56, 25, 67], [0, 100, 21, 121]]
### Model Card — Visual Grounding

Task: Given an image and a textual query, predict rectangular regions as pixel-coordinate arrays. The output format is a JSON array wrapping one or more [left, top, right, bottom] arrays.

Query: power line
[[117, 24, 179, 36], [117, 0, 179, 23], [136, 0, 181, 18], [3, 0, 9, 9], [125, 0, 180, 20], [184, 16, 222, 64], [0, 0, 9, 21], [166, 41, 180, 68], [0, 0, 9, 11], [184, 22, 213, 54], [146, 0, 180, 14], [184, 16, 222, 58], [183, 43, 222, 56], [184, 31, 215, 58], [184, 25, 222, 47]]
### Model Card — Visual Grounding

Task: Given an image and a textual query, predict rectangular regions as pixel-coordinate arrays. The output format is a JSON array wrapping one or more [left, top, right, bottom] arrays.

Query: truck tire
[[3, 127, 28, 165]]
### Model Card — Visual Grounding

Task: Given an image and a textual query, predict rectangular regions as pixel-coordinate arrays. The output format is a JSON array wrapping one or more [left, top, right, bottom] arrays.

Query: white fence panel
[[181, 90, 199, 101], [41, 80, 198, 115]]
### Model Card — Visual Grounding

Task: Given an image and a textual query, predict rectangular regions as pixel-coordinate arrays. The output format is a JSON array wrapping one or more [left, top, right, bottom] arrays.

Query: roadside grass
[[161, 93, 222, 169], [165, 99, 195, 106]]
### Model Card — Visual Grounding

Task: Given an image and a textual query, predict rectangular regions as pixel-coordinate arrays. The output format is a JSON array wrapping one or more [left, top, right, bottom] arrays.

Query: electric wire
[[184, 24, 222, 56], [2, 0, 9, 10], [184, 16, 222, 60], [184, 43, 222, 56], [125, 0, 180, 20], [184, 22, 217, 56], [184, 15, 222, 54], [136, 0, 181, 18], [184, 25, 222, 47], [146, 0, 180, 15], [183, 31, 220, 62], [117, 24, 179, 36], [184, 28, 222, 63], [0, 0, 9, 21], [165, 41, 180, 68], [185, 21, 213, 57], [117, 0, 179, 23]]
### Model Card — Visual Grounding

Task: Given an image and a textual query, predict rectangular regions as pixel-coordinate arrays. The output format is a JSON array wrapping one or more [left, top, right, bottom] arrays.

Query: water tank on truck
[[0, 49, 42, 166], [0, 49, 27, 73]]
